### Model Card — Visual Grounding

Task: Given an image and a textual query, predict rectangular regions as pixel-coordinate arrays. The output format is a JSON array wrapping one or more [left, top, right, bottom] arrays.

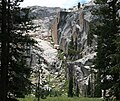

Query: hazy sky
[[20, 0, 90, 8]]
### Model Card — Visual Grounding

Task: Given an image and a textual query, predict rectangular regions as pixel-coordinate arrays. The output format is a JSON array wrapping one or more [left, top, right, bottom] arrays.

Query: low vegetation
[[18, 96, 103, 101]]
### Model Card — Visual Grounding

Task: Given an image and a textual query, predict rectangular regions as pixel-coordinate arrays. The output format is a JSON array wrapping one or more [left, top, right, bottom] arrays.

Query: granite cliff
[[28, 1, 97, 96]]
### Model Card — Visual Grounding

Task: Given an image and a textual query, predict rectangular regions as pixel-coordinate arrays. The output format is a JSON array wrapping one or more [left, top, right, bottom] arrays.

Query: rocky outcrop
[[50, 3, 97, 96], [29, 6, 60, 19], [27, 2, 97, 96], [27, 6, 67, 93]]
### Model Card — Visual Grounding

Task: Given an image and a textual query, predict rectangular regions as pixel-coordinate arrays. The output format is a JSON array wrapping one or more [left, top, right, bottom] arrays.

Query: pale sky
[[20, 0, 91, 8]]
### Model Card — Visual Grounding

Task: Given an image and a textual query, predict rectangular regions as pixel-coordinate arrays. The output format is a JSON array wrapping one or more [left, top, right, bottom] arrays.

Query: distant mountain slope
[[29, 6, 60, 19], [27, 3, 97, 96]]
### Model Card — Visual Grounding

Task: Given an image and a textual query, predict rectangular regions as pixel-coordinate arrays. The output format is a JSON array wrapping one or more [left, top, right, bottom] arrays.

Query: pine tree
[[68, 36, 79, 60], [78, 2, 81, 9], [109, 0, 120, 99], [67, 36, 76, 97], [87, 78, 91, 97], [76, 83, 79, 97], [68, 36, 74, 60], [87, 23, 94, 46], [8, 7, 35, 99], [0, 0, 8, 100], [0, 0, 35, 100], [68, 64, 73, 97], [90, 0, 120, 99]]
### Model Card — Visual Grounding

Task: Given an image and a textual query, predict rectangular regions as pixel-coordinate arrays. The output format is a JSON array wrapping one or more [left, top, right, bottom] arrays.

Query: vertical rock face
[[50, 3, 97, 96], [27, 3, 97, 96], [50, 13, 60, 45], [56, 6, 96, 55]]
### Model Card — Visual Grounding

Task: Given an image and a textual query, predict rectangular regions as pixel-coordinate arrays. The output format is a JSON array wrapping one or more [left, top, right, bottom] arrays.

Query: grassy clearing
[[18, 96, 103, 101], [41, 97, 102, 101]]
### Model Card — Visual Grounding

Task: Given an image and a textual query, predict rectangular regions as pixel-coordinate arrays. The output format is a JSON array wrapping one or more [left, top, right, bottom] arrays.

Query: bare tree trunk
[[0, 0, 9, 100]]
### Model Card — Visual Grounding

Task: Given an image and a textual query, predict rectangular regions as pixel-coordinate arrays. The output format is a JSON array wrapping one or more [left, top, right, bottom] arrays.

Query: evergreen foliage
[[76, 83, 79, 97], [0, 0, 35, 100], [87, 23, 94, 46], [68, 36, 79, 61], [90, 0, 120, 100], [68, 73, 73, 97], [67, 36, 80, 97], [78, 2, 81, 9]]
